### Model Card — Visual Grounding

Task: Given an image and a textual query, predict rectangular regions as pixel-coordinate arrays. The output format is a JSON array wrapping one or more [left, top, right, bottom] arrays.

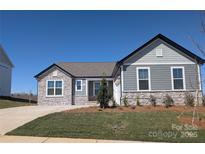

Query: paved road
[[0, 105, 89, 135]]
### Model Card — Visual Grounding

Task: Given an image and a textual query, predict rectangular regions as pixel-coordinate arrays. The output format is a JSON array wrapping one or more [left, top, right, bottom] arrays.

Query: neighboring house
[[0, 45, 14, 96], [35, 34, 205, 105]]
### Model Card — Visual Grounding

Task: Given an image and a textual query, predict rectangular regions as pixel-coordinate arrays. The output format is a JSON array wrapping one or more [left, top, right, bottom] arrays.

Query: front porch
[[87, 80, 113, 101]]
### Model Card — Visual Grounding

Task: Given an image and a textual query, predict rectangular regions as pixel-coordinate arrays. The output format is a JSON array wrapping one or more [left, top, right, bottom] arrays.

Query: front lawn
[[0, 99, 34, 109], [7, 106, 205, 142]]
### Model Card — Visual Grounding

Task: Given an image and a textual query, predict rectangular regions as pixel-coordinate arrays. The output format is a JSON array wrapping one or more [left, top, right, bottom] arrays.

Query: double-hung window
[[93, 81, 100, 96], [137, 67, 150, 91], [76, 80, 82, 91], [171, 67, 185, 90], [47, 80, 63, 96], [55, 81, 63, 95]]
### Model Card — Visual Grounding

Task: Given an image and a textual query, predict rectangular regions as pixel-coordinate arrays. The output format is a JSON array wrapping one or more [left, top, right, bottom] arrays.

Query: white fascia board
[[124, 62, 195, 65]]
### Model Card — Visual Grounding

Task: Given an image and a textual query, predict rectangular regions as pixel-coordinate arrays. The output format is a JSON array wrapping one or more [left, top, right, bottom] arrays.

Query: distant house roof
[[35, 62, 117, 78], [118, 34, 205, 65], [0, 45, 14, 67]]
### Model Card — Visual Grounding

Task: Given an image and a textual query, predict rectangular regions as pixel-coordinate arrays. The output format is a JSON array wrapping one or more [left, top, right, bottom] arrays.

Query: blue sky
[[0, 11, 204, 94]]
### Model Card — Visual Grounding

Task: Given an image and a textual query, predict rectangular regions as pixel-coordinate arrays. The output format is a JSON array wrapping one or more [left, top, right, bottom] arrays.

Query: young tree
[[188, 12, 204, 103], [187, 11, 205, 124], [97, 77, 111, 108]]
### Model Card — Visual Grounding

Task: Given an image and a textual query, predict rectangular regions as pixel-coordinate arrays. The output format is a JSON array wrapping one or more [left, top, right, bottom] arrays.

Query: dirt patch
[[65, 105, 205, 113], [179, 116, 205, 129]]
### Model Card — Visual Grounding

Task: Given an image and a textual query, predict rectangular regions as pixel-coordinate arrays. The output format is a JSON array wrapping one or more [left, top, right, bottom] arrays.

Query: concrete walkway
[[0, 135, 138, 143], [0, 105, 90, 135]]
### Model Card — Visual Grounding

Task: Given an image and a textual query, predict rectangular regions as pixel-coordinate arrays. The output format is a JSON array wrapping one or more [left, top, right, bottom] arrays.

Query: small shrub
[[149, 95, 157, 107], [184, 92, 195, 107], [202, 95, 205, 107], [136, 96, 141, 106], [97, 78, 110, 108], [123, 96, 129, 107], [163, 94, 174, 108]]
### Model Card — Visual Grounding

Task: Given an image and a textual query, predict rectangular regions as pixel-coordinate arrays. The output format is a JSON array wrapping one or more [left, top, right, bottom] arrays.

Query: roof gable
[[123, 38, 195, 64], [34, 64, 74, 79], [118, 34, 205, 65]]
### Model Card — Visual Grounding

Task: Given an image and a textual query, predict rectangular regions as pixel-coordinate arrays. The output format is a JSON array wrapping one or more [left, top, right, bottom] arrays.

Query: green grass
[[0, 99, 34, 109], [7, 111, 205, 142]]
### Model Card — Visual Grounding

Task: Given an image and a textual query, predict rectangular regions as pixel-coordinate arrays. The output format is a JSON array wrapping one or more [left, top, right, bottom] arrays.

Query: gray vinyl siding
[[123, 65, 137, 90], [151, 65, 171, 90], [74, 79, 86, 96], [185, 64, 198, 90], [124, 39, 194, 64], [123, 64, 198, 91]]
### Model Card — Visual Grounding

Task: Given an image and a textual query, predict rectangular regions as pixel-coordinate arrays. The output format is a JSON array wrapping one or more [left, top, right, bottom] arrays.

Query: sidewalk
[[0, 135, 139, 143]]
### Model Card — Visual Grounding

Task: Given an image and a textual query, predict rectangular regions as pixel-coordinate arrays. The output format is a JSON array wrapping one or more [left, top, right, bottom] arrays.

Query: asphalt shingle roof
[[56, 62, 117, 77]]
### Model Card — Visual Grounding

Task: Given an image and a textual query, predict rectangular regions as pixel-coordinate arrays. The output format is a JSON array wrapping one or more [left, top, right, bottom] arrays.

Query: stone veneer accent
[[122, 91, 203, 106], [38, 69, 72, 105], [73, 96, 88, 105]]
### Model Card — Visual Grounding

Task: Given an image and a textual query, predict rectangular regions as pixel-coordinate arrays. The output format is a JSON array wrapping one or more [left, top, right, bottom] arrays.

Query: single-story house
[[35, 34, 205, 105], [0, 45, 13, 96]]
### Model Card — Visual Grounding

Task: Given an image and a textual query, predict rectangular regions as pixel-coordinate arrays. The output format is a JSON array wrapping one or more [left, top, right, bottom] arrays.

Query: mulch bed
[[65, 105, 205, 113]]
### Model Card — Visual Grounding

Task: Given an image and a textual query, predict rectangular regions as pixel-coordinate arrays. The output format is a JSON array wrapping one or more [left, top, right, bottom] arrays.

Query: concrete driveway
[[0, 105, 89, 135]]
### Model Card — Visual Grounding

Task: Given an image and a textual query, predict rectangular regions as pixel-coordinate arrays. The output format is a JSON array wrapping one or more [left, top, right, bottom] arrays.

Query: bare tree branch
[[189, 35, 205, 57], [188, 12, 205, 57], [200, 11, 205, 34]]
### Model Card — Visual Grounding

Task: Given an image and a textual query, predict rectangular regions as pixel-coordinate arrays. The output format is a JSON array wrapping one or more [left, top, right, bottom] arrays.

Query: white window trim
[[171, 66, 186, 91], [75, 80, 82, 91], [46, 80, 64, 97], [136, 67, 151, 91]]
